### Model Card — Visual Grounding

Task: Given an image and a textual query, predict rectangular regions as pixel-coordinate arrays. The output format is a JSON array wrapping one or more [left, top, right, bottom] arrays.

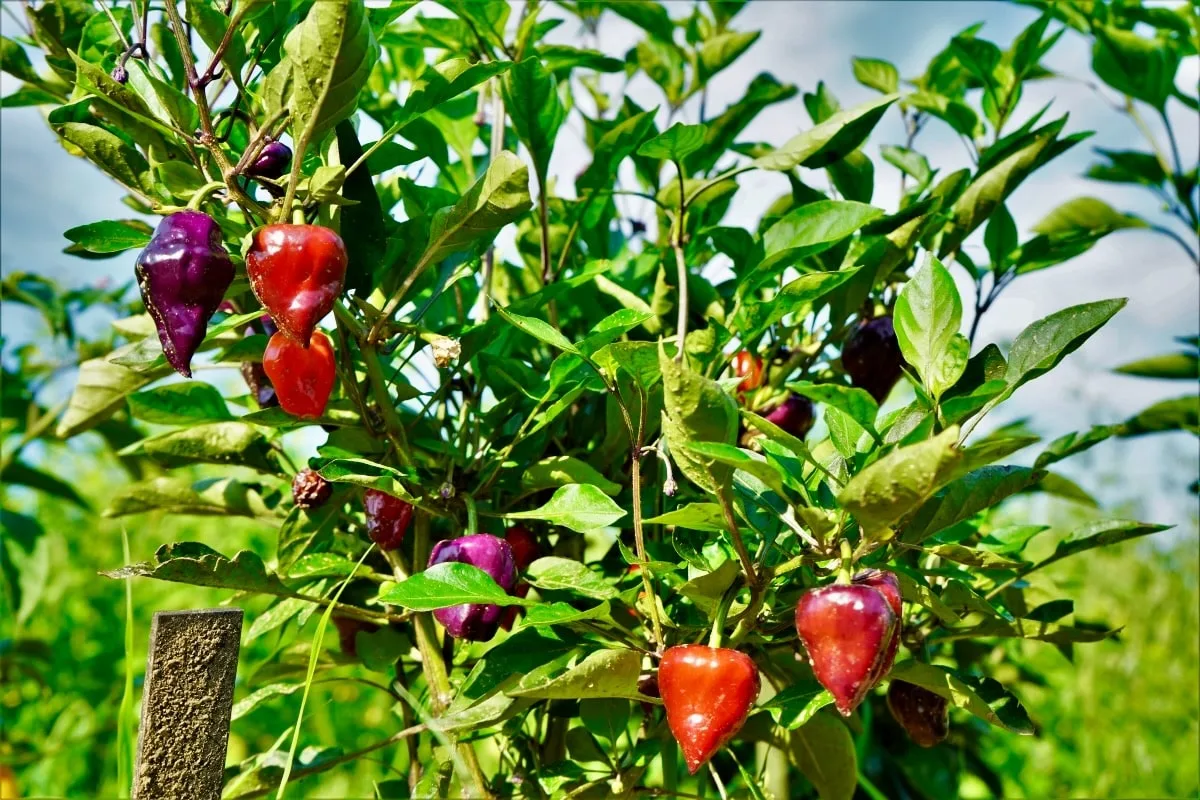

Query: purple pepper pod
[[247, 141, 292, 180], [135, 210, 234, 377], [764, 393, 815, 440], [428, 534, 517, 642], [842, 315, 904, 403]]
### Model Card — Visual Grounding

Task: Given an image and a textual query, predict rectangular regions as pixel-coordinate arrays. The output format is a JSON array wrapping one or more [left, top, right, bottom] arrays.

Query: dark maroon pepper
[[842, 315, 904, 403], [247, 140, 292, 180], [764, 394, 815, 439], [241, 315, 279, 408], [292, 468, 332, 509], [428, 534, 517, 642], [135, 210, 234, 377]]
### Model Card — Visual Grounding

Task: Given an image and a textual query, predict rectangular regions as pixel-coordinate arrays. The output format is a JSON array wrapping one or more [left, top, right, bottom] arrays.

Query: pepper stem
[[836, 538, 854, 585], [708, 584, 737, 649], [292, 207, 306, 225], [186, 180, 226, 210], [463, 494, 478, 534]]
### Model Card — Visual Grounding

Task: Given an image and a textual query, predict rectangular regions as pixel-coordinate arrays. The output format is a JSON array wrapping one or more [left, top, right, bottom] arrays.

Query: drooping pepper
[[763, 393, 815, 439], [428, 534, 517, 642], [363, 489, 413, 550], [854, 569, 902, 686], [261, 329, 336, 419], [842, 315, 904, 402], [246, 140, 292, 180], [887, 679, 949, 747], [795, 582, 897, 716], [731, 350, 764, 393], [135, 210, 234, 377], [499, 526, 539, 631], [659, 644, 760, 774], [246, 224, 347, 345], [241, 314, 279, 408], [292, 468, 332, 509]]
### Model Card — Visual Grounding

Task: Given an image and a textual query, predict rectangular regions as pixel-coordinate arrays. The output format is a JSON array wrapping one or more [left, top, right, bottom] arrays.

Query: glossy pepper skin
[[246, 224, 347, 345], [731, 350, 764, 393], [135, 211, 234, 377], [659, 645, 760, 774], [262, 330, 336, 418], [855, 569, 902, 686], [887, 680, 949, 747], [246, 140, 292, 180], [364, 489, 413, 551], [842, 315, 904, 403], [428, 534, 517, 641], [499, 526, 539, 631], [795, 583, 897, 716], [764, 394, 815, 439]]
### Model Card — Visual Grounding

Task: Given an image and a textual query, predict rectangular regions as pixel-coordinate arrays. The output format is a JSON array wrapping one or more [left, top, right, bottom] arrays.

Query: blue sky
[[1, 1, 1197, 530]]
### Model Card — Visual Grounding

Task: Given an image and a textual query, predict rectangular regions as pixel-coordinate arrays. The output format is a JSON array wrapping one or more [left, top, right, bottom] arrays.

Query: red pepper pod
[[731, 350, 764, 393], [795, 583, 896, 716], [887, 679, 949, 747], [659, 644, 760, 774], [262, 329, 336, 419], [854, 569, 902, 686], [135, 210, 234, 377], [364, 489, 413, 551], [246, 224, 347, 345]]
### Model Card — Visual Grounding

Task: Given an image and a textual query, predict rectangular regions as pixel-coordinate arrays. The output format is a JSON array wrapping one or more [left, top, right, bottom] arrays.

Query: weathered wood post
[[133, 608, 243, 800]]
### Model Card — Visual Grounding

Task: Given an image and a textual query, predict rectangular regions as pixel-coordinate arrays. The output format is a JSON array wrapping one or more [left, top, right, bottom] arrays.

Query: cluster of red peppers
[[134, 137, 345, 420]]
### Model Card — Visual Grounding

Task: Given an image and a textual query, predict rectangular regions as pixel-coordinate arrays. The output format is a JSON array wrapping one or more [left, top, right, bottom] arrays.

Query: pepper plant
[[2, 1, 1197, 798]]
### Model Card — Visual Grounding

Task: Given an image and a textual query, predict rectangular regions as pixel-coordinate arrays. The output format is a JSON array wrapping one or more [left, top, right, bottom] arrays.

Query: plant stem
[[836, 538, 854, 584], [708, 584, 737, 649], [394, 517, 492, 798], [717, 486, 757, 587], [672, 161, 689, 362], [631, 448, 665, 651]]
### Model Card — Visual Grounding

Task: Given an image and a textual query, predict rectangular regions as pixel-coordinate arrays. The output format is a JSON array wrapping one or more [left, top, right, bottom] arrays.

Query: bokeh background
[[2, 1, 1197, 798]]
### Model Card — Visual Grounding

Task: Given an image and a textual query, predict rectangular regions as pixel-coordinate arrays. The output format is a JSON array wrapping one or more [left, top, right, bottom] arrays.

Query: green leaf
[[894, 256, 963, 399], [522, 602, 613, 628], [102, 542, 289, 596], [755, 94, 897, 171], [786, 384, 876, 436], [578, 109, 658, 189], [984, 204, 1018, 270], [1038, 519, 1172, 568], [120, 422, 275, 472], [127, 383, 234, 425], [1, 461, 89, 509], [519, 456, 621, 496], [789, 712, 856, 800], [280, 0, 379, 144], [62, 219, 152, 254], [698, 30, 759, 82], [287, 553, 368, 582], [231, 682, 305, 721], [53, 122, 154, 199], [925, 544, 1025, 570], [1032, 196, 1147, 236], [421, 151, 532, 265], [1092, 25, 1179, 110], [756, 200, 883, 273], [660, 344, 738, 495], [1, 35, 43, 85], [495, 304, 577, 354], [643, 502, 725, 531], [103, 477, 276, 520], [56, 352, 168, 438], [678, 559, 739, 615], [316, 458, 416, 500], [502, 58, 565, 181], [377, 562, 531, 610], [506, 484, 627, 532], [979, 524, 1050, 555], [762, 680, 834, 729], [1114, 352, 1199, 380], [186, 0, 247, 75], [1005, 299, 1126, 390], [526, 557, 618, 601], [683, 442, 788, 497], [838, 426, 963, 539], [887, 661, 1035, 734], [507, 648, 644, 700], [1123, 395, 1199, 435], [902, 466, 1043, 544], [851, 57, 899, 94], [636, 122, 707, 161]]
